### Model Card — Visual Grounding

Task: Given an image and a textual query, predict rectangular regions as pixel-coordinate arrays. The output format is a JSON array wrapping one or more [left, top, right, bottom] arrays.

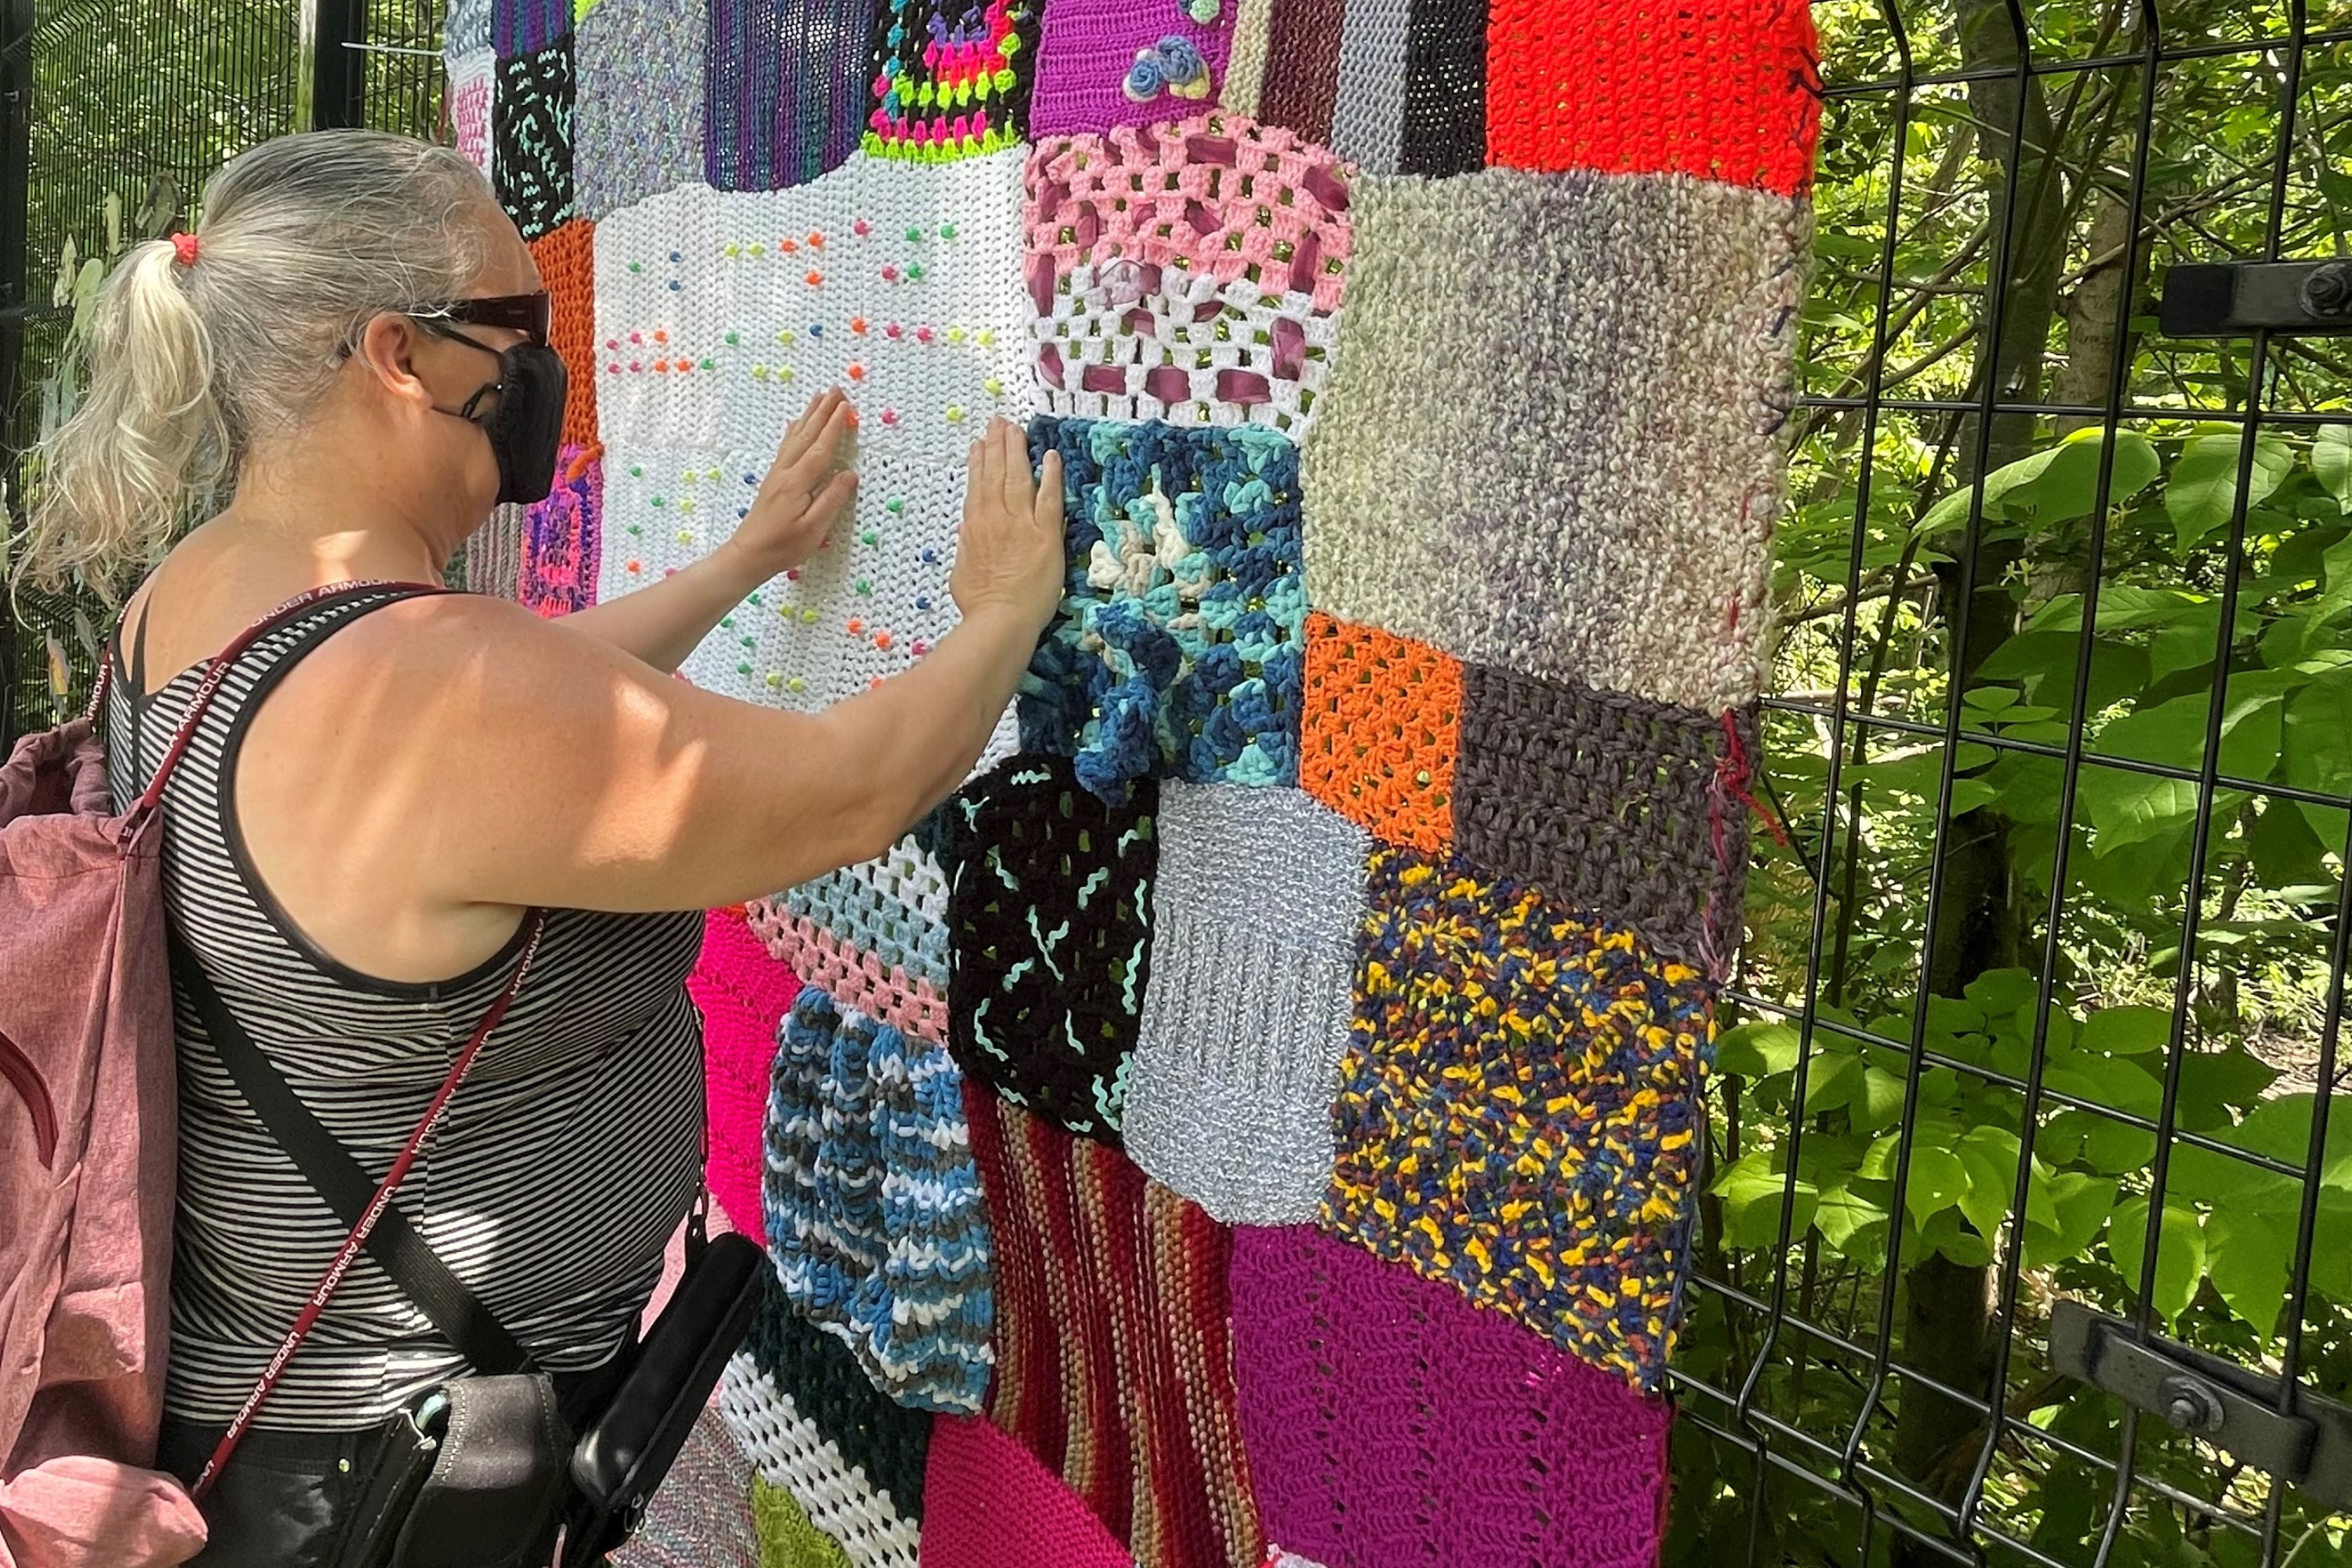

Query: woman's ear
[[350, 311, 435, 412]]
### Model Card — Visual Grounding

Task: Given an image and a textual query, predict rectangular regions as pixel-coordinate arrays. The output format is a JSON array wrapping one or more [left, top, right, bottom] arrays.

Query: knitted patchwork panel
[[528, 218, 600, 448], [764, 985, 994, 1412], [923, 1415, 1135, 1568], [942, 753, 1156, 1142], [966, 1087, 1265, 1568], [494, 41, 577, 242], [753, 1477, 855, 1568], [463, 504, 525, 599], [517, 448, 603, 618], [731, 1269, 934, 1512], [591, 154, 1030, 456], [754, 832, 952, 1042], [1486, 0, 1820, 197], [1029, 0, 1234, 137], [688, 905, 804, 1237], [1218, 0, 1271, 114], [1252, 0, 1348, 144], [1297, 612, 1458, 856], [1456, 665, 1757, 977], [495, 0, 571, 54], [1229, 1226, 1672, 1568], [1024, 116, 1352, 438], [1319, 848, 1714, 1392], [448, 49, 498, 181], [573, 0, 706, 220], [1300, 168, 1806, 715], [707, 0, 873, 191], [1326, 0, 1483, 176], [866, 0, 1038, 162], [1124, 783, 1366, 1225], [446, 0, 493, 55], [718, 1350, 924, 1568], [608, 1403, 762, 1568], [1019, 419, 1305, 801]]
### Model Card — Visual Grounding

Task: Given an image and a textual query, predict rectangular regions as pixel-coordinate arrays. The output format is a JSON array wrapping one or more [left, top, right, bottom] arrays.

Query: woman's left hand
[[719, 388, 861, 583]]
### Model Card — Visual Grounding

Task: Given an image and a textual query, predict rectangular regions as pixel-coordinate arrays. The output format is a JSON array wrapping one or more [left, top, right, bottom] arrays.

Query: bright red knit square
[[1486, 0, 1821, 195], [527, 216, 600, 448]]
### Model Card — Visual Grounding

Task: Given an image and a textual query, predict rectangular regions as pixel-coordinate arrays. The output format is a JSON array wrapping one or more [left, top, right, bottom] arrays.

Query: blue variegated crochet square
[[1019, 417, 1306, 804]]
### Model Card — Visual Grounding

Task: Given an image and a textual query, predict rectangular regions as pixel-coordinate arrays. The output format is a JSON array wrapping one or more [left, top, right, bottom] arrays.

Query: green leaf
[[2167, 433, 2294, 550], [2176, 1047, 2278, 1114], [1954, 1125, 2021, 1239], [1802, 1050, 1864, 1116], [2077, 770, 2205, 853], [2078, 1006, 2172, 1055], [2096, 688, 2284, 781], [2250, 792, 2336, 888], [1904, 1145, 1972, 1227], [1813, 1182, 1891, 1271], [1917, 430, 2161, 536], [2204, 1207, 2292, 1335], [1716, 1022, 1802, 1080], [1849, 1066, 1908, 1132], [2108, 1198, 2207, 1326], [1711, 1152, 1817, 1250], [1964, 968, 2041, 1016], [2022, 1171, 2120, 1269], [1921, 1205, 1995, 1268], [2282, 672, 2352, 797], [2318, 425, 2352, 512], [2043, 1050, 2164, 1120]]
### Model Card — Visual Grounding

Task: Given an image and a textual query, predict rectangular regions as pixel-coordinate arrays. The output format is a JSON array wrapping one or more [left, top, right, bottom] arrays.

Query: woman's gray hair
[[18, 129, 495, 591]]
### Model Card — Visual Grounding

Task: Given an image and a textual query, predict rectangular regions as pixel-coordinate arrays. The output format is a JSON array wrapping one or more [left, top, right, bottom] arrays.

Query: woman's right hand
[[950, 417, 1065, 633]]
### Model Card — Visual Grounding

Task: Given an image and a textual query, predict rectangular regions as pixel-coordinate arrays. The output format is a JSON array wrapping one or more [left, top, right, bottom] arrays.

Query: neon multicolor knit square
[[517, 448, 601, 619], [1319, 847, 1715, 1392], [1018, 418, 1305, 802], [866, 0, 1037, 162]]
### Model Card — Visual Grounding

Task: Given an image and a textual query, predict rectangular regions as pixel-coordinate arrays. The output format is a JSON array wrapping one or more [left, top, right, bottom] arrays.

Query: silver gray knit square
[[573, 0, 707, 221], [1124, 782, 1369, 1225]]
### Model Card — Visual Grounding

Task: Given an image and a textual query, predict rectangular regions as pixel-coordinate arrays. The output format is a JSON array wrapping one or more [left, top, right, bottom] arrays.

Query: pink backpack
[[0, 590, 368, 1567]]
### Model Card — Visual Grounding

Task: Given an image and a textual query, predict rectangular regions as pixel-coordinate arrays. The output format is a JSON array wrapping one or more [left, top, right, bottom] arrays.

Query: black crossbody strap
[[172, 934, 534, 1377]]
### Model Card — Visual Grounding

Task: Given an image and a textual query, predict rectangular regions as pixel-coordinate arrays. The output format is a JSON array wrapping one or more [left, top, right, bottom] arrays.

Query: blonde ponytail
[[15, 129, 495, 593]]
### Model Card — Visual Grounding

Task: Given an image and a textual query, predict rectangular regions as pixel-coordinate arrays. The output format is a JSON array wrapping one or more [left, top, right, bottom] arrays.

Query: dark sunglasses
[[411, 290, 552, 347]]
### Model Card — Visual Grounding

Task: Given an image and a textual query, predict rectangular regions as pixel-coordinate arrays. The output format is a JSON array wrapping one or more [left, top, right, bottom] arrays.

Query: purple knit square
[[518, 448, 601, 618], [1029, 0, 1234, 136], [1229, 1227, 1672, 1568], [494, 0, 571, 55]]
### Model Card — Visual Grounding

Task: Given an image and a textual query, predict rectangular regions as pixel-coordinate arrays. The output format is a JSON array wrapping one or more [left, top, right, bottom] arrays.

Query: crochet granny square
[[1297, 612, 1459, 856], [495, 0, 570, 55], [966, 1087, 1265, 1568], [573, 0, 706, 220], [756, 832, 952, 1044], [942, 754, 1156, 1142], [764, 985, 994, 1413], [866, 0, 1039, 162], [1300, 167, 1806, 714], [1024, 115, 1352, 438], [1230, 1226, 1672, 1568], [448, 49, 498, 182], [1019, 418, 1306, 802], [1455, 665, 1757, 976], [1319, 847, 1715, 1392], [1124, 783, 1367, 1225], [706, 0, 873, 191], [527, 218, 599, 448], [517, 448, 602, 618], [1029, 0, 1234, 137], [494, 40, 577, 242], [1486, 0, 1820, 197]]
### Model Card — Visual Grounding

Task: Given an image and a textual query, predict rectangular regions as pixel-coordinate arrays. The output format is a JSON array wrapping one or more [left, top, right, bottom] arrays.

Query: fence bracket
[[2049, 1301, 2352, 1511], [2161, 260, 2352, 336]]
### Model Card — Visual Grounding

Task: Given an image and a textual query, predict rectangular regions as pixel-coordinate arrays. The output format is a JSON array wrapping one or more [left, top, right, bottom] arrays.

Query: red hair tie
[[169, 233, 199, 267]]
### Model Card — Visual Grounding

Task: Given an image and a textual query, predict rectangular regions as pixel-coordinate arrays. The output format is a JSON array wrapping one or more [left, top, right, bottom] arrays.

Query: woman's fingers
[[1035, 448, 1065, 532], [771, 387, 839, 473], [778, 395, 856, 498]]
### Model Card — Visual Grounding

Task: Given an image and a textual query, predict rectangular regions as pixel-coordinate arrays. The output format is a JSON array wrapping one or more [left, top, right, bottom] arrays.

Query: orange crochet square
[[1299, 612, 1459, 855], [1486, 0, 1821, 197], [528, 217, 599, 448]]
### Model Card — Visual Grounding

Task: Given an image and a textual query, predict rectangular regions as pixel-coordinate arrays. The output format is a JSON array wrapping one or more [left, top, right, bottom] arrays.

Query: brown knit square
[[1298, 612, 1459, 855], [1454, 662, 1751, 971]]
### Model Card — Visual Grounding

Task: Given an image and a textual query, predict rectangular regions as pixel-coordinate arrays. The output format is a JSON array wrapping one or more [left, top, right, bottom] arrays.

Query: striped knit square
[[764, 985, 995, 1413], [1023, 116, 1351, 438], [1019, 418, 1306, 802], [448, 48, 498, 182], [528, 217, 600, 448], [573, 0, 706, 220], [689, 905, 803, 1238], [966, 1087, 1265, 1568], [1124, 783, 1366, 1225], [1319, 847, 1714, 1392], [495, 0, 571, 55], [1299, 168, 1806, 715], [494, 40, 577, 242], [1230, 1226, 1672, 1568], [706, 0, 873, 191], [1486, 0, 1820, 197], [1297, 612, 1458, 856], [866, 0, 1038, 161], [1029, 0, 1232, 137], [942, 753, 1156, 1142], [518, 448, 603, 618], [1456, 666, 1757, 977], [463, 504, 525, 599]]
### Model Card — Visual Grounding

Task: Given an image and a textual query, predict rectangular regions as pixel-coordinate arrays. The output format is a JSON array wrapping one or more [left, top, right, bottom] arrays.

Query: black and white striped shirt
[[107, 585, 705, 1428]]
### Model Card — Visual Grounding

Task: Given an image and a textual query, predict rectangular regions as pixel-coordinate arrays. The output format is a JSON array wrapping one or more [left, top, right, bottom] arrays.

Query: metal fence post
[[0, 0, 34, 743], [306, 0, 368, 131]]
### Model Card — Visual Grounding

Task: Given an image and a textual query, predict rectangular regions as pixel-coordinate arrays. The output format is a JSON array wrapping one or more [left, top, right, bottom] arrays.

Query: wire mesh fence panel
[[1670, 2, 2352, 1566]]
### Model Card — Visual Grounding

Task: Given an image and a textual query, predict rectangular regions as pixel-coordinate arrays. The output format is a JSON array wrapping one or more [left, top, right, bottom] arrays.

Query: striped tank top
[[106, 584, 706, 1428]]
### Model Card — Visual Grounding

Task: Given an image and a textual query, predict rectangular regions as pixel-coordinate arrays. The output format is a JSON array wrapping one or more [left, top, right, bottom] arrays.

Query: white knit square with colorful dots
[[591, 150, 1033, 456]]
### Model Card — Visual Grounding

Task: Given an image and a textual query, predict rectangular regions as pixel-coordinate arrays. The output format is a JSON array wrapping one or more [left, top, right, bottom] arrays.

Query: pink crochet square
[[1229, 1227, 1672, 1568], [687, 906, 802, 1236], [746, 898, 949, 1043], [921, 1416, 1134, 1568]]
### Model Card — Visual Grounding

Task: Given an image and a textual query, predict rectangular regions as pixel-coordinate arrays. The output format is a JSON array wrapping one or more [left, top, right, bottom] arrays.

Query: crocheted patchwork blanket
[[529, 0, 1817, 1554]]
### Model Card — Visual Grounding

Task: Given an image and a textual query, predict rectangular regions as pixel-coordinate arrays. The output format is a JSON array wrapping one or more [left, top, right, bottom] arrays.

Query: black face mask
[[424, 323, 568, 506]]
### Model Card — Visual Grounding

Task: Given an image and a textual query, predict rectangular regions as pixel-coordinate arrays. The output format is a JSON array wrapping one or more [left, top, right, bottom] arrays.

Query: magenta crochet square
[[1229, 1227, 1672, 1568], [1030, 0, 1235, 136], [686, 906, 802, 1237]]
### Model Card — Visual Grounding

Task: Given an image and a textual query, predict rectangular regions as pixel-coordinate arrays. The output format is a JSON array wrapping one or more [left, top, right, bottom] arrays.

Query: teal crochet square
[[1018, 417, 1307, 804]]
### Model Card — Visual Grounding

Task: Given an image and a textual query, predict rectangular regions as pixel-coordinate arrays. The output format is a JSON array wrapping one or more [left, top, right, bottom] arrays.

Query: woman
[[16, 129, 1064, 1562]]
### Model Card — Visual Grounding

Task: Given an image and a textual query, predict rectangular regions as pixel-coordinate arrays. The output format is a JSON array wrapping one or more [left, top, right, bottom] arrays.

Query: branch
[[1787, 575, 1944, 625]]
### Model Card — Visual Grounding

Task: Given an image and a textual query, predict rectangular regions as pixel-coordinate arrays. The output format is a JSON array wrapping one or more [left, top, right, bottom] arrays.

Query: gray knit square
[[1300, 167, 1808, 715], [573, 0, 706, 221], [1125, 782, 1370, 1224]]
